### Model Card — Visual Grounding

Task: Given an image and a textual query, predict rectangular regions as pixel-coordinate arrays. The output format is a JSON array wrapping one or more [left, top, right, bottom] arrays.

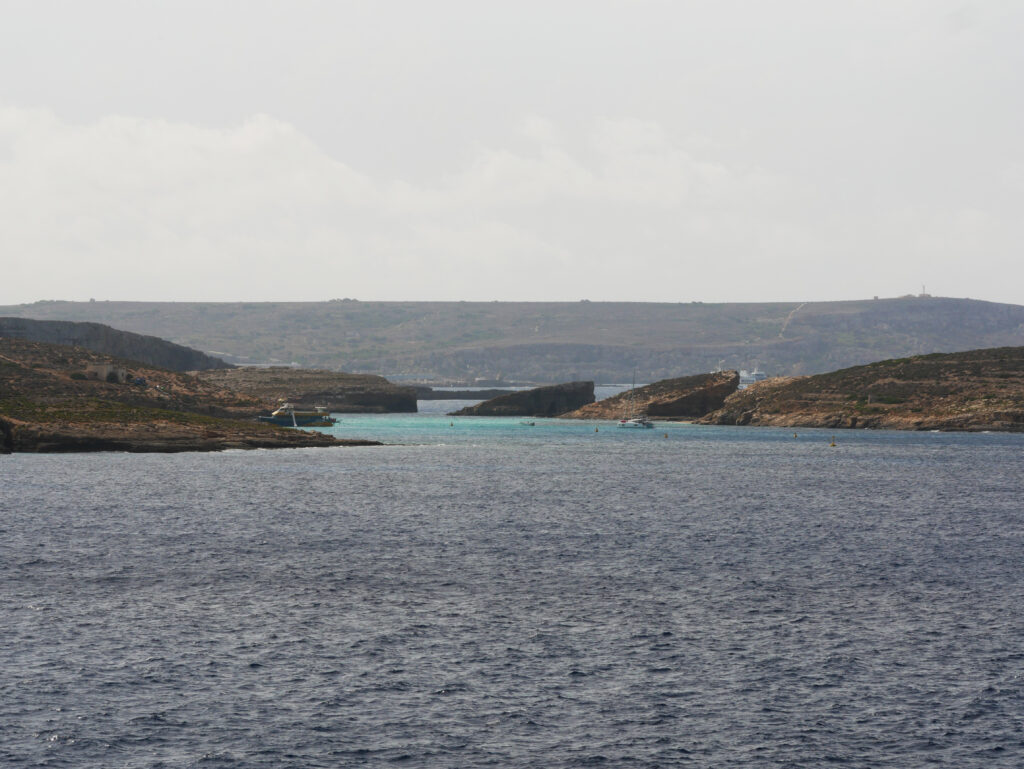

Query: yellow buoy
[[830, 434, 837, 447]]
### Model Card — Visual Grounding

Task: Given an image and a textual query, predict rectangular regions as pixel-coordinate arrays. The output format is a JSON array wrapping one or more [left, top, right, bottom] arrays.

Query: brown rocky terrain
[[697, 347, 1024, 431], [0, 316, 231, 371], [0, 339, 377, 452], [449, 381, 595, 417], [561, 371, 740, 420], [194, 367, 417, 413]]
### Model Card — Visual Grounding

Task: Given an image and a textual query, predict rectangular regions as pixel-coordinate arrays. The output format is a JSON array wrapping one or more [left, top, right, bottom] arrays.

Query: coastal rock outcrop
[[560, 371, 740, 420], [449, 381, 595, 417], [698, 347, 1024, 431], [194, 367, 418, 413], [0, 338, 380, 452], [1, 416, 368, 453]]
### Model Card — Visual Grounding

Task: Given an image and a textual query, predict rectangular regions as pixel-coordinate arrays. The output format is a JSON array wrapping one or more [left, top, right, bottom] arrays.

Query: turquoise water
[[315, 398, 1023, 451]]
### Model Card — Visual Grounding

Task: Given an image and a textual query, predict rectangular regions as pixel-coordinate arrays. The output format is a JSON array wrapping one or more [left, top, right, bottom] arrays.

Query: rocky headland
[[0, 339, 377, 452], [697, 347, 1024, 431], [449, 381, 595, 417], [194, 367, 418, 413], [561, 371, 740, 420]]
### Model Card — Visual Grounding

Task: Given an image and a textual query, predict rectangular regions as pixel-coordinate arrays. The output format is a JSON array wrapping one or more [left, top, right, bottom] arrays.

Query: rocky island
[[698, 347, 1024, 431], [561, 371, 740, 421], [0, 338, 378, 453], [449, 381, 595, 417]]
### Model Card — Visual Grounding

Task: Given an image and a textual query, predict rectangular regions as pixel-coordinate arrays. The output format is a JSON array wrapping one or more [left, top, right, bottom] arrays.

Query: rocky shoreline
[[0, 415, 376, 453], [697, 348, 1024, 432], [0, 338, 381, 453], [561, 372, 740, 421]]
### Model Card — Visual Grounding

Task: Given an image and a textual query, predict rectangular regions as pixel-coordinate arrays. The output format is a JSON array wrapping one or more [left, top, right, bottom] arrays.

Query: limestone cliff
[[698, 347, 1024, 431], [561, 371, 740, 420], [449, 381, 595, 417]]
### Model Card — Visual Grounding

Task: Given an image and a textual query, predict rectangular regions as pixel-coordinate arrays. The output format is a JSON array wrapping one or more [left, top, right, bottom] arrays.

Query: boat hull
[[258, 414, 337, 427], [617, 419, 654, 429]]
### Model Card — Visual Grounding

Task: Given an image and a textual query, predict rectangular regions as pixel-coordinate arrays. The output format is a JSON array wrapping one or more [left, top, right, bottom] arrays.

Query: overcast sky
[[1, 1, 1021, 304]]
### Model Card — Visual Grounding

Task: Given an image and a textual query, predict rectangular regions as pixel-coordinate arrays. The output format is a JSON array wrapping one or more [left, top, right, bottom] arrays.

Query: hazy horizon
[[3, 293, 1016, 308], [3, 2, 1022, 306]]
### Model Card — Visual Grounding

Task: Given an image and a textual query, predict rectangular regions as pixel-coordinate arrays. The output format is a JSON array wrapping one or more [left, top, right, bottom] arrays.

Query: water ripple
[[2, 427, 1023, 766]]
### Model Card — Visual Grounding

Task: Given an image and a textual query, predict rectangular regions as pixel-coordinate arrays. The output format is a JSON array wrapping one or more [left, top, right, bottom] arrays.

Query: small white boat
[[618, 416, 654, 429], [616, 371, 654, 429]]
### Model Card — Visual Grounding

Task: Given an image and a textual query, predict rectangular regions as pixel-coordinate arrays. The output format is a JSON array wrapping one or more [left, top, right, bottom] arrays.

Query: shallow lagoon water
[[2, 409, 1023, 767]]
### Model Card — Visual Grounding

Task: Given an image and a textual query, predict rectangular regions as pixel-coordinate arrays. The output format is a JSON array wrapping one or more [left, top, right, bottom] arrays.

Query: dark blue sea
[[3, 408, 1024, 767]]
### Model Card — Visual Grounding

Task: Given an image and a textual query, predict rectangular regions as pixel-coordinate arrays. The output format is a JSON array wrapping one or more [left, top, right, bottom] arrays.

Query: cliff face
[[0, 317, 231, 371], [698, 347, 1024, 431], [194, 368, 418, 413], [449, 381, 595, 417], [561, 371, 740, 420], [0, 338, 374, 452]]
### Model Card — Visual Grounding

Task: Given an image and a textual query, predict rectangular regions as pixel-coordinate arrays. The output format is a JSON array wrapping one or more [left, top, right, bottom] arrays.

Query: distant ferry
[[737, 369, 768, 390], [258, 403, 337, 427]]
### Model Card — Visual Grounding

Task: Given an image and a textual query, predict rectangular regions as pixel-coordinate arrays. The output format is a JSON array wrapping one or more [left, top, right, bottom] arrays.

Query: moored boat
[[616, 371, 654, 429], [258, 403, 337, 427], [618, 416, 654, 429]]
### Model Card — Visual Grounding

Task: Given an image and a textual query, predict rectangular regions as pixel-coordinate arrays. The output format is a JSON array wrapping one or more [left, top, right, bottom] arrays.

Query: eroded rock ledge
[[449, 381, 595, 417], [561, 371, 740, 420], [697, 347, 1024, 431]]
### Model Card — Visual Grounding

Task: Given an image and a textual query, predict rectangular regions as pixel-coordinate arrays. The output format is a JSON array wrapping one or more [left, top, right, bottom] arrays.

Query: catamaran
[[617, 372, 653, 428]]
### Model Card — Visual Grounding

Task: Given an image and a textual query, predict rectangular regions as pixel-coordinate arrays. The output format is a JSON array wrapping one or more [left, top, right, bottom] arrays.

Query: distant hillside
[[2, 297, 1023, 382], [0, 317, 231, 372], [698, 347, 1024, 432]]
